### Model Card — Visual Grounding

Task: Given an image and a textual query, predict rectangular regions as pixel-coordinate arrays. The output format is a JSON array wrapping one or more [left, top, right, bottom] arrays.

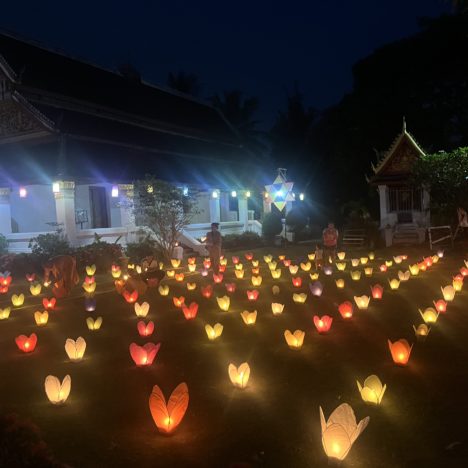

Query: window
[[388, 187, 422, 212]]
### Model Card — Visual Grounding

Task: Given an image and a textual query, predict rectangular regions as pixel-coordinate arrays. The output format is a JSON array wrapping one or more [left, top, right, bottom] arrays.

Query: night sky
[[1, 0, 450, 128]]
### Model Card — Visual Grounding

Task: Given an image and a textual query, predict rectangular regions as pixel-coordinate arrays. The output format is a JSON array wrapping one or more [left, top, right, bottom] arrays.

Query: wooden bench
[[342, 228, 366, 248]]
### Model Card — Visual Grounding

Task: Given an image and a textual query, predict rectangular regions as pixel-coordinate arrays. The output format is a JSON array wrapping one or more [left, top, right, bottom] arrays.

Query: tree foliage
[[167, 71, 201, 97]]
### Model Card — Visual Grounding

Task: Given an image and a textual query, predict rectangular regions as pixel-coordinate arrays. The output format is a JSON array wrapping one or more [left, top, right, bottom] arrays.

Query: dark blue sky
[[1, 0, 450, 127]]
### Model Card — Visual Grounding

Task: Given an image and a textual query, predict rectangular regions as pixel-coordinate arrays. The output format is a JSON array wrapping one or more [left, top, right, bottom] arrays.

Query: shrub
[[125, 235, 163, 262], [0, 253, 43, 276], [0, 234, 8, 256], [262, 213, 283, 240], [28, 230, 70, 259], [222, 232, 264, 250], [285, 209, 307, 234], [74, 234, 122, 271]]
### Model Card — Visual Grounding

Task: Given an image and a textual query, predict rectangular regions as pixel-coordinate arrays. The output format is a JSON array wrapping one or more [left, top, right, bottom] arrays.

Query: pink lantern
[[460, 267, 468, 277], [218, 264, 226, 273], [247, 290, 259, 301], [245, 252, 254, 261], [129, 342, 161, 366], [232, 256, 240, 264], [15, 333, 38, 353], [213, 273, 223, 284], [201, 285, 213, 299], [283, 259, 291, 267], [371, 284, 384, 299], [203, 259, 211, 269], [182, 302, 199, 320], [137, 320, 155, 337], [188, 256, 196, 265], [225, 283, 236, 293], [313, 315, 333, 334], [26, 273, 36, 282], [433, 299, 447, 313], [379, 264, 387, 272], [85, 275, 95, 285]]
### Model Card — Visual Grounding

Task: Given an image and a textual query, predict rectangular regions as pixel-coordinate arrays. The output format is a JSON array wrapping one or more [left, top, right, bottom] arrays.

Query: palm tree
[[167, 71, 201, 97]]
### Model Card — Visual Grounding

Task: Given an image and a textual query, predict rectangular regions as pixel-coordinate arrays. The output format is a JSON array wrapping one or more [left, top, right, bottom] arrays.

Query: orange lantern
[[371, 284, 383, 299], [232, 256, 240, 264], [15, 333, 37, 353], [173, 296, 185, 308], [228, 362, 250, 389], [219, 264, 226, 273], [201, 285, 213, 299], [313, 315, 333, 334], [129, 342, 161, 366], [213, 273, 223, 284], [182, 302, 198, 320], [175, 273, 184, 282], [292, 277, 302, 288], [42, 297, 57, 310], [338, 301, 353, 319], [123, 289, 138, 304], [137, 320, 155, 337], [388, 339, 412, 366], [284, 330, 305, 349], [433, 299, 447, 313], [240, 310, 257, 325], [203, 259, 211, 269], [115, 279, 126, 294], [251, 267, 260, 275], [246, 289, 259, 301], [245, 252, 254, 261], [188, 256, 196, 265]]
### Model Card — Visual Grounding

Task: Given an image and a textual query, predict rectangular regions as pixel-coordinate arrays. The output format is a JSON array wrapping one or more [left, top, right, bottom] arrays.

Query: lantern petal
[[322, 423, 353, 460], [166, 382, 190, 430]]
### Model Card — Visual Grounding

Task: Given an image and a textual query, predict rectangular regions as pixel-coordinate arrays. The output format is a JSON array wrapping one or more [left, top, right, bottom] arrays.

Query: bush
[[74, 234, 123, 271], [262, 213, 283, 240], [285, 209, 307, 234], [0, 234, 8, 256], [222, 232, 264, 250], [28, 230, 70, 259], [0, 253, 43, 276], [125, 235, 163, 262]]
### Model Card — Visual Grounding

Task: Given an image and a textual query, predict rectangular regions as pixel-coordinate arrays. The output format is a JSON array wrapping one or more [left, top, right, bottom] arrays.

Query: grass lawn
[[0, 245, 467, 467]]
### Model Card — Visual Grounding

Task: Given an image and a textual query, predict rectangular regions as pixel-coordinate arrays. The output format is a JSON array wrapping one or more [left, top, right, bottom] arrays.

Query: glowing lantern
[[418, 262, 427, 272], [128, 263, 135, 270], [220, 257, 228, 266], [166, 270, 175, 278], [409, 264, 420, 276], [338, 301, 353, 319], [293, 293, 307, 304], [173, 296, 185, 308], [350, 271, 361, 281], [357, 375, 386, 405], [205, 323, 223, 340], [364, 267, 373, 277], [284, 330, 305, 349], [84, 297, 96, 312], [175, 273, 184, 282], [309, 281, 324, 297], [235, 269, 245, 279], [30, 283, 42, 296], [300, 262, 311, 272], [203, 259, 211, 269], [123, 289, 138, 303], [134, 302, 150, 318], [354, 295, 370, 310], [252, 260, 259, 268], [159, 284, 169, 296], [308, 252, 316, 261], [115, 279, 125, 294], [271, 269, 282, 279], [201, 285, 213, 299], [351, 259, 359, 267], [187, 257, 196, 265], [271, 302, 285, 315], [398, 270, 410, 281], [241, 310, 257, 325], [336, 262, 346, 271], [292, 276, 302, 288], [45, 375, 71, 405], [15, 333, 37, 353], [289, 265, 299, 275], [213, 273, 223, 284], [82, 281, 96, 293], [149, 382, 189, 435], [278, 255, 286, 261], [245, 252, 254, 261], [188, 264, 196, 273], [441, 285, 455, 301], [337, 252, 346, 260], [86, 316, 103, 330], [247, 290, 259, 301], [309, 272, 319, 280], [453, 277, 463, 292], [369, 252, 375, 260], [335, 279, 345, 289], [0, 307, 11, 320], [26, 273, 35, 282], [388, 339, 412, 366], [320, 403, 369, 461], [43, 280, 52, 288], [393, 256, 403, 264], [235, 263, 244, 271], [137, 320, 154, 337], [272, 285, 280, 295], [65, 337, 86, 362], [187, 282, 196, 291], [111, 268, 121, 279], [129, 342, 161, 366], [413, 324, 430, 340], [11, 293, 25, 307], [283, 259, 291, 267], [219, 264, 227, 273], [360, 257, 369, 265], [86, 264, 97, 276], [42, 297, 56, 310], [268, 261, 277, 271], [264, 254, 273, 263], [432, 255, 439, 264], [217, 296, 230, 311], [34, 311, 49, 326], [379, 264, 387, 272], [323, 265, 333, 275], [433, 299, 447, 313], [228, 362, 250, 389], [371, 284, 383, 299], [225, 283, 236, 293], [419, 307, 439, 324], [182, 302, 198, 320], [251, 275, 262, 286], [232, 256, 240, 264], [0, 285, 8, 294], [424, 257, 433, 268], [1, 274, 12, 287], [170, 258, 181, 268], [385, 260, 393, 268], [388, 278, 400, 290], [84, 275, 95, 285], [313, 315, 333, 334]]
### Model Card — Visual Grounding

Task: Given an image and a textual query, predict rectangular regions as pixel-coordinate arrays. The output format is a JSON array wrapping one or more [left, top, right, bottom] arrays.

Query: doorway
[[89, 186, 109, 228]]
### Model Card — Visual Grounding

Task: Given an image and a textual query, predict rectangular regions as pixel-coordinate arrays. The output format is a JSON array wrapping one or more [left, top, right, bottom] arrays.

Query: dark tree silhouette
[[167, 71, 201, 97]]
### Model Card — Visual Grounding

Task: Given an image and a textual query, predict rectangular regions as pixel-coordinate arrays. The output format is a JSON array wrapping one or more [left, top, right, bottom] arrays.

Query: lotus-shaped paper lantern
[[203, 259, 211, 270], [114, 279, 125, 294], [251, 260, 259, 268], [371, 284, 383, 299], [320, 403, 369, 461], [34, 311, 48, 326], [26, 273, 35, 282], [11, 293, 25, 307], [460, 267, 468, 277], [134, 302, 150, 318], [424, 257, 433, 268], [350, 271, 361, 281], [223, 283, 234, 294], [230, 256, 239, 265], [351, 258, 360, 267], [241, 310, 257, 325], [393, 255, 402, 264], [337, 251, 346, 260], [228, 362, 250, 389], [364, 267, 373, 277], [336, 262, 346, 271], [82, 281, 96, 293], [360, 257, 369, 265], [292, 277, 302, 288], [187, 256, 196, 265], [309, 272, 319, 280], [289, 265, 299, 275], [293, 293, 307, 304], [158, 284, 169, 296], [247, 290, 259, 301], [271, 303, 284, 315], [309, 281, 323, 297], [137, 320, 154, 336], [419, 307, 439, 324], [205, 323, 223, 340], [186, 282, 196, 291], [182, 302, 198, 320], [354, 295, 370, 310], [313, 315, 333, 334], [84, 275, 95, 285], [123, 289, 138, 303], [170, 258, 181, 268], [409, 264, 420, 276], [219, 257, 227, 266], [217, 295, 230, 311], [234, 269, 245, 279], [453, 277, 463, 292], [379, 264, 388, 273], [174, 273, 184, 282], [335, 279, 345, 289], [234, 263, 244, 271], [173, 296, 185, 308], [263, 254, 273, 263], [432, 255, 439, 264], [45, 375, 71, 405], [272, 285, 280, 295], [187, 263, 196, 273], [213, 273, 223, 284], [284, 330, 305, 349], [388, 339, 412, 365], [368, 252, 375, 260], [30, 283, 42, 296], [338, 301, 353, 319], [441, 285, 455, 301], [357, 375, 386, 405], [418, 261, 427, 272], [385, 260, 393, 268], [65, 337, 87, 362], [15, 333, 37, 353], [283, 259, 291, 267], [388, 278, 400, 290], [1, 274, 12, 287], [86, 264, 97, 276], [433, 299, 447, 313], [251, 275, 262, 286], [267, 262, 277, 273], [398, 270, 410, 281], [42, 297, 56, 310], [271, 269, 282, 279], [86, 316, 103, 330], [323, 265, 333, 276], [308, 252, 316, 260], [149, 382, 189, 435], [245, 252, 254, 261], [111, 268, 121, 279], [166, 269, 175, 278], [413, 323, 430, 340], [201, 285, 213, 299], [300, 262, 312, 272], [129, 342, 161, 366], [0, 307, 11, 320]]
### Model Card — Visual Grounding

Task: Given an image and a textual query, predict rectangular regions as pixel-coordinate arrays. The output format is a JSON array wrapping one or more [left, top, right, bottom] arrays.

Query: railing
[[5, 231, 51, 253]]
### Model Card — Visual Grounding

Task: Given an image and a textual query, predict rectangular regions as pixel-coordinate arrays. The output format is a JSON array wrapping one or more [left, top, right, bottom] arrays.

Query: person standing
[[206, 222, 222, 271], [322, 222, 339, 261]]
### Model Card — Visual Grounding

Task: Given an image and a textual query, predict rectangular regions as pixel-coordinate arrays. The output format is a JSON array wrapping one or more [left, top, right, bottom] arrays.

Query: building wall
[[190, 192, 210, 224]]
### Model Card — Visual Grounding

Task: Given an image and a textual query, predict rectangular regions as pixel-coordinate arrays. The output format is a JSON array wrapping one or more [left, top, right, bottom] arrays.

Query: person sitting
[[322, 222, 339, 261]]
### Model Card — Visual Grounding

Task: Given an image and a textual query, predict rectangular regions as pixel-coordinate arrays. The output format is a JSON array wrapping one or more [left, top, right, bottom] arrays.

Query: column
[[0, 187, 12, 235], [378, 185, 388, 228], [238, 191, 249, 232], [263, 195, 271, 214], [209, 189, 220, 223], [54, 180, 77, 245], [118, 184, 137, 244]]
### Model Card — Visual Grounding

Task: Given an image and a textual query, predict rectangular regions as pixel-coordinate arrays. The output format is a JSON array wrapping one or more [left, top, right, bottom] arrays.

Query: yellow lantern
[[205, 323, 223, 340], [360, 257, 368, 265], [128, 263, 135, 269], [82, 282, 96, 293], [136, 265, 142, 274], [240, 310, 257, 325], [320, 403, 369, 461], [86, 264, 97, 276], [220, 257, 228, 266], [309, 272, 319, 281], [216, 296, 230, 311], [134, 302, 150, 318], [453, 278, 463, 292], [357, 375, 386, 405], [335, 279, 345, 289], [228, 362, 250, 389], [289, 265, 299, 275], [235, 269, 245, 279], [308, 252, 316, 261], [364, 267, 373, 277], [337, 252, 346, 260], [271, 269, 282, 279], [413, 323, 430, 340], [251, 275, 262, 286], [11, 294, 25, 307], [158, 284, 169, 296], [264, 254, 273, 263], [272, 285, 280, 295], [432, 255, 439, 263], [166, 270, 175, 278], [111, 269, 121, 279], [235, 263, 244, 271], [34, 311, 49, 326], [354, 295, 370, 310], [251, 260, 259, 267], [186, 282, 196, 291], [388, 278, 400, 290], [441, 285, 455, 301], [409, 264, 420, 276], [284, 330, 305, 349], [268, 261, 277, 271], [398, 270, 410, 281], [419, 307, 439, 324], [351, 258, 359, 267], [393, 256, 403, 264], [271, 303, 285, 315], [350, 271, 361, 281], [336, 262, 346, 271], [385, 260, 393, 267], [292, 293, 307, 304], [300, 262, 312, 272], [0, 307, 11, 320], [86, 316, 103, 331], [45, 375, 71, 405], [65, 337, 87, 362], [171, 258, 181, 268], [30, 283, 42, 296], [188, 263, 196, 272], [368, 252, 375, 260]]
